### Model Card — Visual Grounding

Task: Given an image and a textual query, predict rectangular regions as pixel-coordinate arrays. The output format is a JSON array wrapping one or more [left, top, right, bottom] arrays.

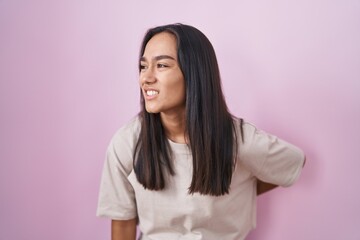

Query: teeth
[[146, 90, 159, 96]]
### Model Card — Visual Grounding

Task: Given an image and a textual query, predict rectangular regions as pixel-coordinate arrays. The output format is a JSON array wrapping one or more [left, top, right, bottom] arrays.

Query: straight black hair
[[133, 23, 242, 196]]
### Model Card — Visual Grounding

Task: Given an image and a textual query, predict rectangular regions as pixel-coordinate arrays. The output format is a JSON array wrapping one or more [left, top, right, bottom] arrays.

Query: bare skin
[[111, 31, 306, 238], [139, 32, 187, 144], [112, 32, 187, 240], [257, 180, 278, 195], [160, 109, 186, 144], [111, 219, 137, 240]]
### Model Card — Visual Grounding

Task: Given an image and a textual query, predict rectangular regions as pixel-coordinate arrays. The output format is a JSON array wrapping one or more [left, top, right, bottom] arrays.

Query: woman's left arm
[[257, 157, 306, 195], [257, 180, 278, 195]]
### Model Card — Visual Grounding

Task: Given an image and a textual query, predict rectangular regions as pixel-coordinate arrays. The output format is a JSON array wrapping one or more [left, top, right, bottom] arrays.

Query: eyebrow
[[140, 55, 176, 62]]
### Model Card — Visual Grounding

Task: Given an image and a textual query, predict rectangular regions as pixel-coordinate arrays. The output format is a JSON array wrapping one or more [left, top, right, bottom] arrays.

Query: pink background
[[1, 0, 359, 239]]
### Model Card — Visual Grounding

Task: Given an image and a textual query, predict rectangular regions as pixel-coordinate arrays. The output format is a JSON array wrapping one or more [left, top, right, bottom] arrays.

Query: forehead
[[143, 32, 178, 58]]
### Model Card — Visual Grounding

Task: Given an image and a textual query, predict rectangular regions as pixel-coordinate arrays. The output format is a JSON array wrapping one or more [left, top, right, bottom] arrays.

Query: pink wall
[[1, 0, 359, 239]]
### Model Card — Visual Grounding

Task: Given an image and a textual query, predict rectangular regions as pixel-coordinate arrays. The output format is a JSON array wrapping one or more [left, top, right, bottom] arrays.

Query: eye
[[139, 64, 147, 71], [157, 63, 168, 68]]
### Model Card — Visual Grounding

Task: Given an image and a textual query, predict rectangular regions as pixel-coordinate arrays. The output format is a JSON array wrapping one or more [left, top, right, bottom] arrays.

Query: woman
[[97, 23, 305, 240]]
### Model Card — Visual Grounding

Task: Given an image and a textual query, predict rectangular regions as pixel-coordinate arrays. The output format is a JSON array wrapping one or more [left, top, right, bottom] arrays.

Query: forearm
[[257, 180, 278, 195], [111, 219, 137, 240]]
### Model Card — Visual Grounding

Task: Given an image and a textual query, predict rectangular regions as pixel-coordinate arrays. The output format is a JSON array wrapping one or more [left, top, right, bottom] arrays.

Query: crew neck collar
[[167, 139, 191, 155]]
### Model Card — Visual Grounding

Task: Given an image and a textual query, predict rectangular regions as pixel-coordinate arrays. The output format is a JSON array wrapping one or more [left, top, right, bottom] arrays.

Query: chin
[[145, 107, 160, 114]]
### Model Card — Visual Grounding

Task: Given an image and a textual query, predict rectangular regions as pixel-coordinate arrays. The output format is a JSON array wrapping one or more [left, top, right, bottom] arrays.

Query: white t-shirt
[[97, 117, 305, 240]]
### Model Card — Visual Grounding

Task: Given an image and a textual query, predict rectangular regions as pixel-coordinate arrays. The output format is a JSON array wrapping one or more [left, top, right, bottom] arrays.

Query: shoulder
[[232, 118, 269, 171], [233, 117, 304, 160], [107, 116, 141, 173], [233, 117, 305, 186], [111, 116, 141, 147], [232, 117, 263, 148]]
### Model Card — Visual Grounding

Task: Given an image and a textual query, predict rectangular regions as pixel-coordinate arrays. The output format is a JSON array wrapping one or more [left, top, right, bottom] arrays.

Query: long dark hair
[[133, 23, 242, 196]]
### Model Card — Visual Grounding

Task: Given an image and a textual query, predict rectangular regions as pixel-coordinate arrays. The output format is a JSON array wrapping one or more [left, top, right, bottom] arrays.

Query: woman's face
[[139, 32, 186, 116]]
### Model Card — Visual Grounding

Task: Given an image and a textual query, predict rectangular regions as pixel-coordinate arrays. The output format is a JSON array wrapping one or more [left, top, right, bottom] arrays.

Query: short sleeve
[[96, 138, 137, 220], [239, 122, 305, 187]]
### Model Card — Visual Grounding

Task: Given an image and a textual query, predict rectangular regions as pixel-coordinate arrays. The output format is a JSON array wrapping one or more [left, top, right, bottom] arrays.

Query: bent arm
[[111, 219, 137, 240], [257, 180, 278, 195], [257, 156, 306, 195]]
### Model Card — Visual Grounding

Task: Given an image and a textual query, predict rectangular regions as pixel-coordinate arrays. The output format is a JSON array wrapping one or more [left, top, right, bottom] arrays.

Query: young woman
[[97, 23, 305, 240]]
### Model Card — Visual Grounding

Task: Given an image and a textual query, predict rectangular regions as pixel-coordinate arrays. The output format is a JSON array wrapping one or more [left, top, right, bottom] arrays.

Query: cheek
[[174, 71, 185, 87], [161, 71, 186, 100], [175, 79, 186, 102]]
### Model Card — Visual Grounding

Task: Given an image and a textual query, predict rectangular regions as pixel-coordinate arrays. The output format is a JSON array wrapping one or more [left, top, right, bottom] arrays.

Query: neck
[[160, 110, 186, 144]]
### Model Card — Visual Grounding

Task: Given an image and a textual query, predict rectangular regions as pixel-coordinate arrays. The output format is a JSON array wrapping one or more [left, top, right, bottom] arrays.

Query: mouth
[[145, 90, 159, 96]]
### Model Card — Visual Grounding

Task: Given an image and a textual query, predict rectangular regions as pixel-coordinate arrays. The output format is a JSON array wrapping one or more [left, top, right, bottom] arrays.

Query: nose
[[140, 67, 156, 86]]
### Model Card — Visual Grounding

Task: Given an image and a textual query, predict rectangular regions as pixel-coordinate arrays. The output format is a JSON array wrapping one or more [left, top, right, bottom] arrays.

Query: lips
[[143, 87, 159, 99], [146, 90, 159, 96]]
